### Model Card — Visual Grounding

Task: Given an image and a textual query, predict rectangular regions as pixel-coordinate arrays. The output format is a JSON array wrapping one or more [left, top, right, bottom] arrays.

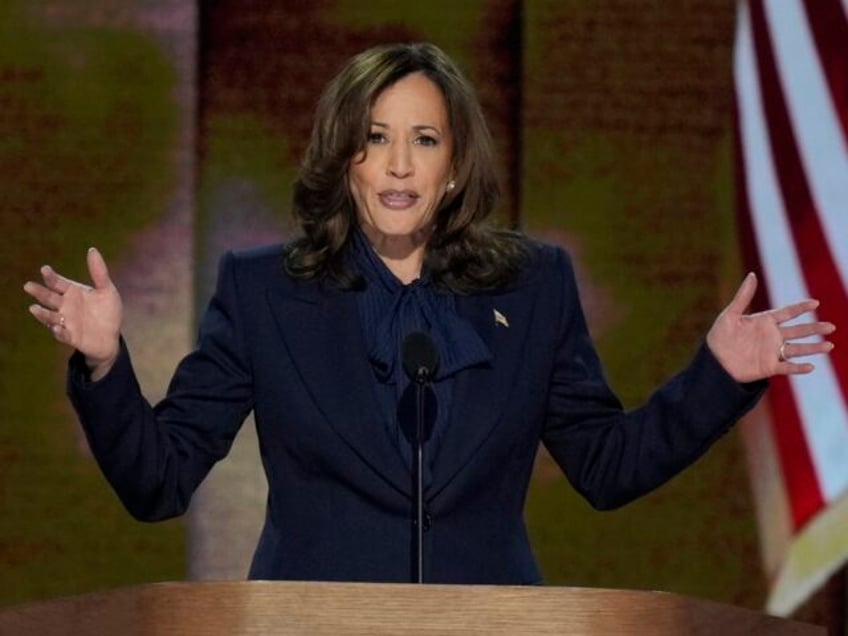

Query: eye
[[367, 131, 387, 144], [414, 135, 438, 147]]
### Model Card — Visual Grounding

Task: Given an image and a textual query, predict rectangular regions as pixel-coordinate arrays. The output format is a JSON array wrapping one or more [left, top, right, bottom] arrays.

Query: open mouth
[[378, 190, 420, 209]]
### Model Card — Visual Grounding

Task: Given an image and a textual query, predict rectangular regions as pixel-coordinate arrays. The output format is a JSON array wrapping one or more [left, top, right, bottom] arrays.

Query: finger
[[782, 321, 836, 341], [87, 247, 113, 290], [28, 304, 52, 329], [726, 272, 757, 315], [769, 299, 820, 324], [40, 265, 73, 295], [23, 281, 63, 311], [778, 361, 816, 375], [28, 304, 69, 341], [782, 341, 834, 359]]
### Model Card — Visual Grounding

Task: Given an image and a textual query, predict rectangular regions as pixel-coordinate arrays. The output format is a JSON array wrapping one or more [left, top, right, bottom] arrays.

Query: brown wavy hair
[[285, 42, 528, 292]]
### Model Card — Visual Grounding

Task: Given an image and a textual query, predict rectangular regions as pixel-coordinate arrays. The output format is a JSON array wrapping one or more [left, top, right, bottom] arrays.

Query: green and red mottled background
[[0, 0, 785, 616]]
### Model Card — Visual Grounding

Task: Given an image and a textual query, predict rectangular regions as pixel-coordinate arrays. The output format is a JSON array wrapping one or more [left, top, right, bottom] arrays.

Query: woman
[[23, 43, 835, 584]]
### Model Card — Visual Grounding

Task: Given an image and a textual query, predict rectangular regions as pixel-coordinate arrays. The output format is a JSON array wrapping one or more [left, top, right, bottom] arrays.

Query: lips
[[378, 189, 420, 210]]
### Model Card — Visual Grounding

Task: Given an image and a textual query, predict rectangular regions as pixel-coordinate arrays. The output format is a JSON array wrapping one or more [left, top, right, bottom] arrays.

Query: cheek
[[348, 159, 377, 197], [426, 153, 453, 190], [347, 170, 368, 208]]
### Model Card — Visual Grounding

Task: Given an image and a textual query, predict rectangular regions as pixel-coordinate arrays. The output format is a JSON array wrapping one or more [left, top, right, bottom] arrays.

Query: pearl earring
[[446, 180, 456, 192]]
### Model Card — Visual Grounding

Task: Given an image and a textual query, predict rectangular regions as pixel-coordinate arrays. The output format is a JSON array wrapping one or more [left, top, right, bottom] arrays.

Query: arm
[[541, 252, 781, 510], [26, 249, 254, 521]]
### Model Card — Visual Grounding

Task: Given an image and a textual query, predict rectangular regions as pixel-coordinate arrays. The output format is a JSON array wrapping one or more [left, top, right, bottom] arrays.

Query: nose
[[386, 142, 413, 179]]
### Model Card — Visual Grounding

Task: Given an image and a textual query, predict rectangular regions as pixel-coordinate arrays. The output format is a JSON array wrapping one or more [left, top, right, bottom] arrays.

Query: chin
[[366, 219, 433, 241]]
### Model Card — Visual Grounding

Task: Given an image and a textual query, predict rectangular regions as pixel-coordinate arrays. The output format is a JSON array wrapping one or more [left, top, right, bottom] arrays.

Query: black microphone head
[[402, 332, 439, 383]]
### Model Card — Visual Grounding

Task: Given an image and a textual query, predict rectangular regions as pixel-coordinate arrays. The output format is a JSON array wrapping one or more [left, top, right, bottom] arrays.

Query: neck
[[380, 253, 423, 285], [360, 225, 429, 284]]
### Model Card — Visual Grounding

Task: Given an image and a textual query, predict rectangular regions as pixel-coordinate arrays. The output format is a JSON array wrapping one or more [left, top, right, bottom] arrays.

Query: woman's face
[[349, 72, 454, 248]]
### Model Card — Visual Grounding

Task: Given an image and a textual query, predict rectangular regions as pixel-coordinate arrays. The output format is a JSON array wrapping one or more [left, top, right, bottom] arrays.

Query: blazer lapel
[[266, 282, 412, 498], [429, 287, 535, 497]]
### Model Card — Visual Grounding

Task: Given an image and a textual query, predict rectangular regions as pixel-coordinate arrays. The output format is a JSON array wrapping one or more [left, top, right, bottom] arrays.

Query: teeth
[[383, 191, 416, 199]]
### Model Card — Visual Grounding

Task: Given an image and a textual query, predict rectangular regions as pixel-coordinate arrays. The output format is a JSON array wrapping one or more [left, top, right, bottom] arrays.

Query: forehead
[[370, 72, 448, 125]]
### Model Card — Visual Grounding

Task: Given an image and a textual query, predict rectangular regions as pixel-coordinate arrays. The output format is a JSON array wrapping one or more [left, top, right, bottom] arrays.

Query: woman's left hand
[[706, 272, 836, 383]]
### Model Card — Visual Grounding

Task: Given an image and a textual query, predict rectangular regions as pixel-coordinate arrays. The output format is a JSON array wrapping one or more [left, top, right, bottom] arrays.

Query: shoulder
[[211, 243, 296, 295], [504, 237, 575, 292], [459, 237, 576, 318], [227, 243, 287, 270], [219, 243, 293, 283], [218, 242, 335, 301]]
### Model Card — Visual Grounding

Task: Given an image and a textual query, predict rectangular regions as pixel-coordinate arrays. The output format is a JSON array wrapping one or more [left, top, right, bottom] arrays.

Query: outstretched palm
[[24, 247, 122, 376], [706, 273, 835, 383]]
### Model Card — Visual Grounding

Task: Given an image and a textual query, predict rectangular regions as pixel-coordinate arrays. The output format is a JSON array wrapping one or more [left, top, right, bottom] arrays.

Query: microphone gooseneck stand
[[402, 332, 439, 584], [413, 364, 428, 584]]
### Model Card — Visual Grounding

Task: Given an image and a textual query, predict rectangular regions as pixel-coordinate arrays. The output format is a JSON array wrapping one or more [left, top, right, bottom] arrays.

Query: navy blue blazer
[[68, 242, 763, 584]]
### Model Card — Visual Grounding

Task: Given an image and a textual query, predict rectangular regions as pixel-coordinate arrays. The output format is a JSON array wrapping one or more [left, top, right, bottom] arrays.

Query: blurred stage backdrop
[[0, 0, 840, 626]]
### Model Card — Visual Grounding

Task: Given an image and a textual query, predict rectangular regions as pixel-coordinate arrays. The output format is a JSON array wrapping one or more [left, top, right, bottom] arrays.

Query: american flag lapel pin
[[493, 308, 509, 328]]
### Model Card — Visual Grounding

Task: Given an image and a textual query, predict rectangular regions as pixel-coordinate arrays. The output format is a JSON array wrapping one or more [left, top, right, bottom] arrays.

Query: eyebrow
[[371, 121, 443, 135]]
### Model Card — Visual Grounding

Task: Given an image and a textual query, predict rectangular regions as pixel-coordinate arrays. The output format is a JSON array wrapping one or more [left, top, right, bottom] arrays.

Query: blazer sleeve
[[66, 251, 254, 521], [541, 249, 765, 510]]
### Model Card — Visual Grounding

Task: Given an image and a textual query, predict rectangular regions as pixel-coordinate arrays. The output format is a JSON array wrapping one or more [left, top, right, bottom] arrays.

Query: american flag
[[734, 0, 848, 616]]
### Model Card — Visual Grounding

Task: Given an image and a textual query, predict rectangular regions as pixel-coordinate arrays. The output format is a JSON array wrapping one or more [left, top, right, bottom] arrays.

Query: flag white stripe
[[735, 3, 848, 503], [762, 0, 848, 294]]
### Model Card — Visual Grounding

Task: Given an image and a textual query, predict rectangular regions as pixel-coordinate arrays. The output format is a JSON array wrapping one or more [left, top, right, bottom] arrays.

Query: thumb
[[86, 247, 113, 290], [726, 272, 757, 315]]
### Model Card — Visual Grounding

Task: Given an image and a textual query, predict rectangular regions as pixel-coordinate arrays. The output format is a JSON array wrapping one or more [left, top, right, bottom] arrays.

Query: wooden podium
[[0, 581, 823, 635]]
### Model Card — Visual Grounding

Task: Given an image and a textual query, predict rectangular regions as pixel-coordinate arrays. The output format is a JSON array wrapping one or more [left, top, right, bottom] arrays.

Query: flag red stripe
[[732, 100, 825, 529], [749, 0, 848, 427], [769, 376, 826, 527], [802, 0, 848, 147]]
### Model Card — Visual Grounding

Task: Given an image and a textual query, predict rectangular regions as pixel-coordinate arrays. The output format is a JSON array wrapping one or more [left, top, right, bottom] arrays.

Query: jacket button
[[423, 511, 432, 532]]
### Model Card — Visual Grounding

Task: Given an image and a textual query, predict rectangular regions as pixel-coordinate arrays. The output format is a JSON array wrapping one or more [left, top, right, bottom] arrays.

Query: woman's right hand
[[24, 247, 123, 381]]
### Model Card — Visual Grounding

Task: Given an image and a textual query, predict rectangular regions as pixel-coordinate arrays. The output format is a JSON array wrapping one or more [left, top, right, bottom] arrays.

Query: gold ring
[[778, 341, 788, 362]]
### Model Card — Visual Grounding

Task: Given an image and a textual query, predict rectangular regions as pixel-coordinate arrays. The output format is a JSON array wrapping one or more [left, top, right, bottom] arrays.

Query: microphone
[[401, 332, 439, 584], [402, 332, 439, 384]]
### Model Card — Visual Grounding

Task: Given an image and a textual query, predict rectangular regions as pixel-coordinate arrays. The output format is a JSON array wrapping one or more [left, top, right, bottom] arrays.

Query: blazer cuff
[[689, 341, 767, 428], [66, 337, 143, 453]]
